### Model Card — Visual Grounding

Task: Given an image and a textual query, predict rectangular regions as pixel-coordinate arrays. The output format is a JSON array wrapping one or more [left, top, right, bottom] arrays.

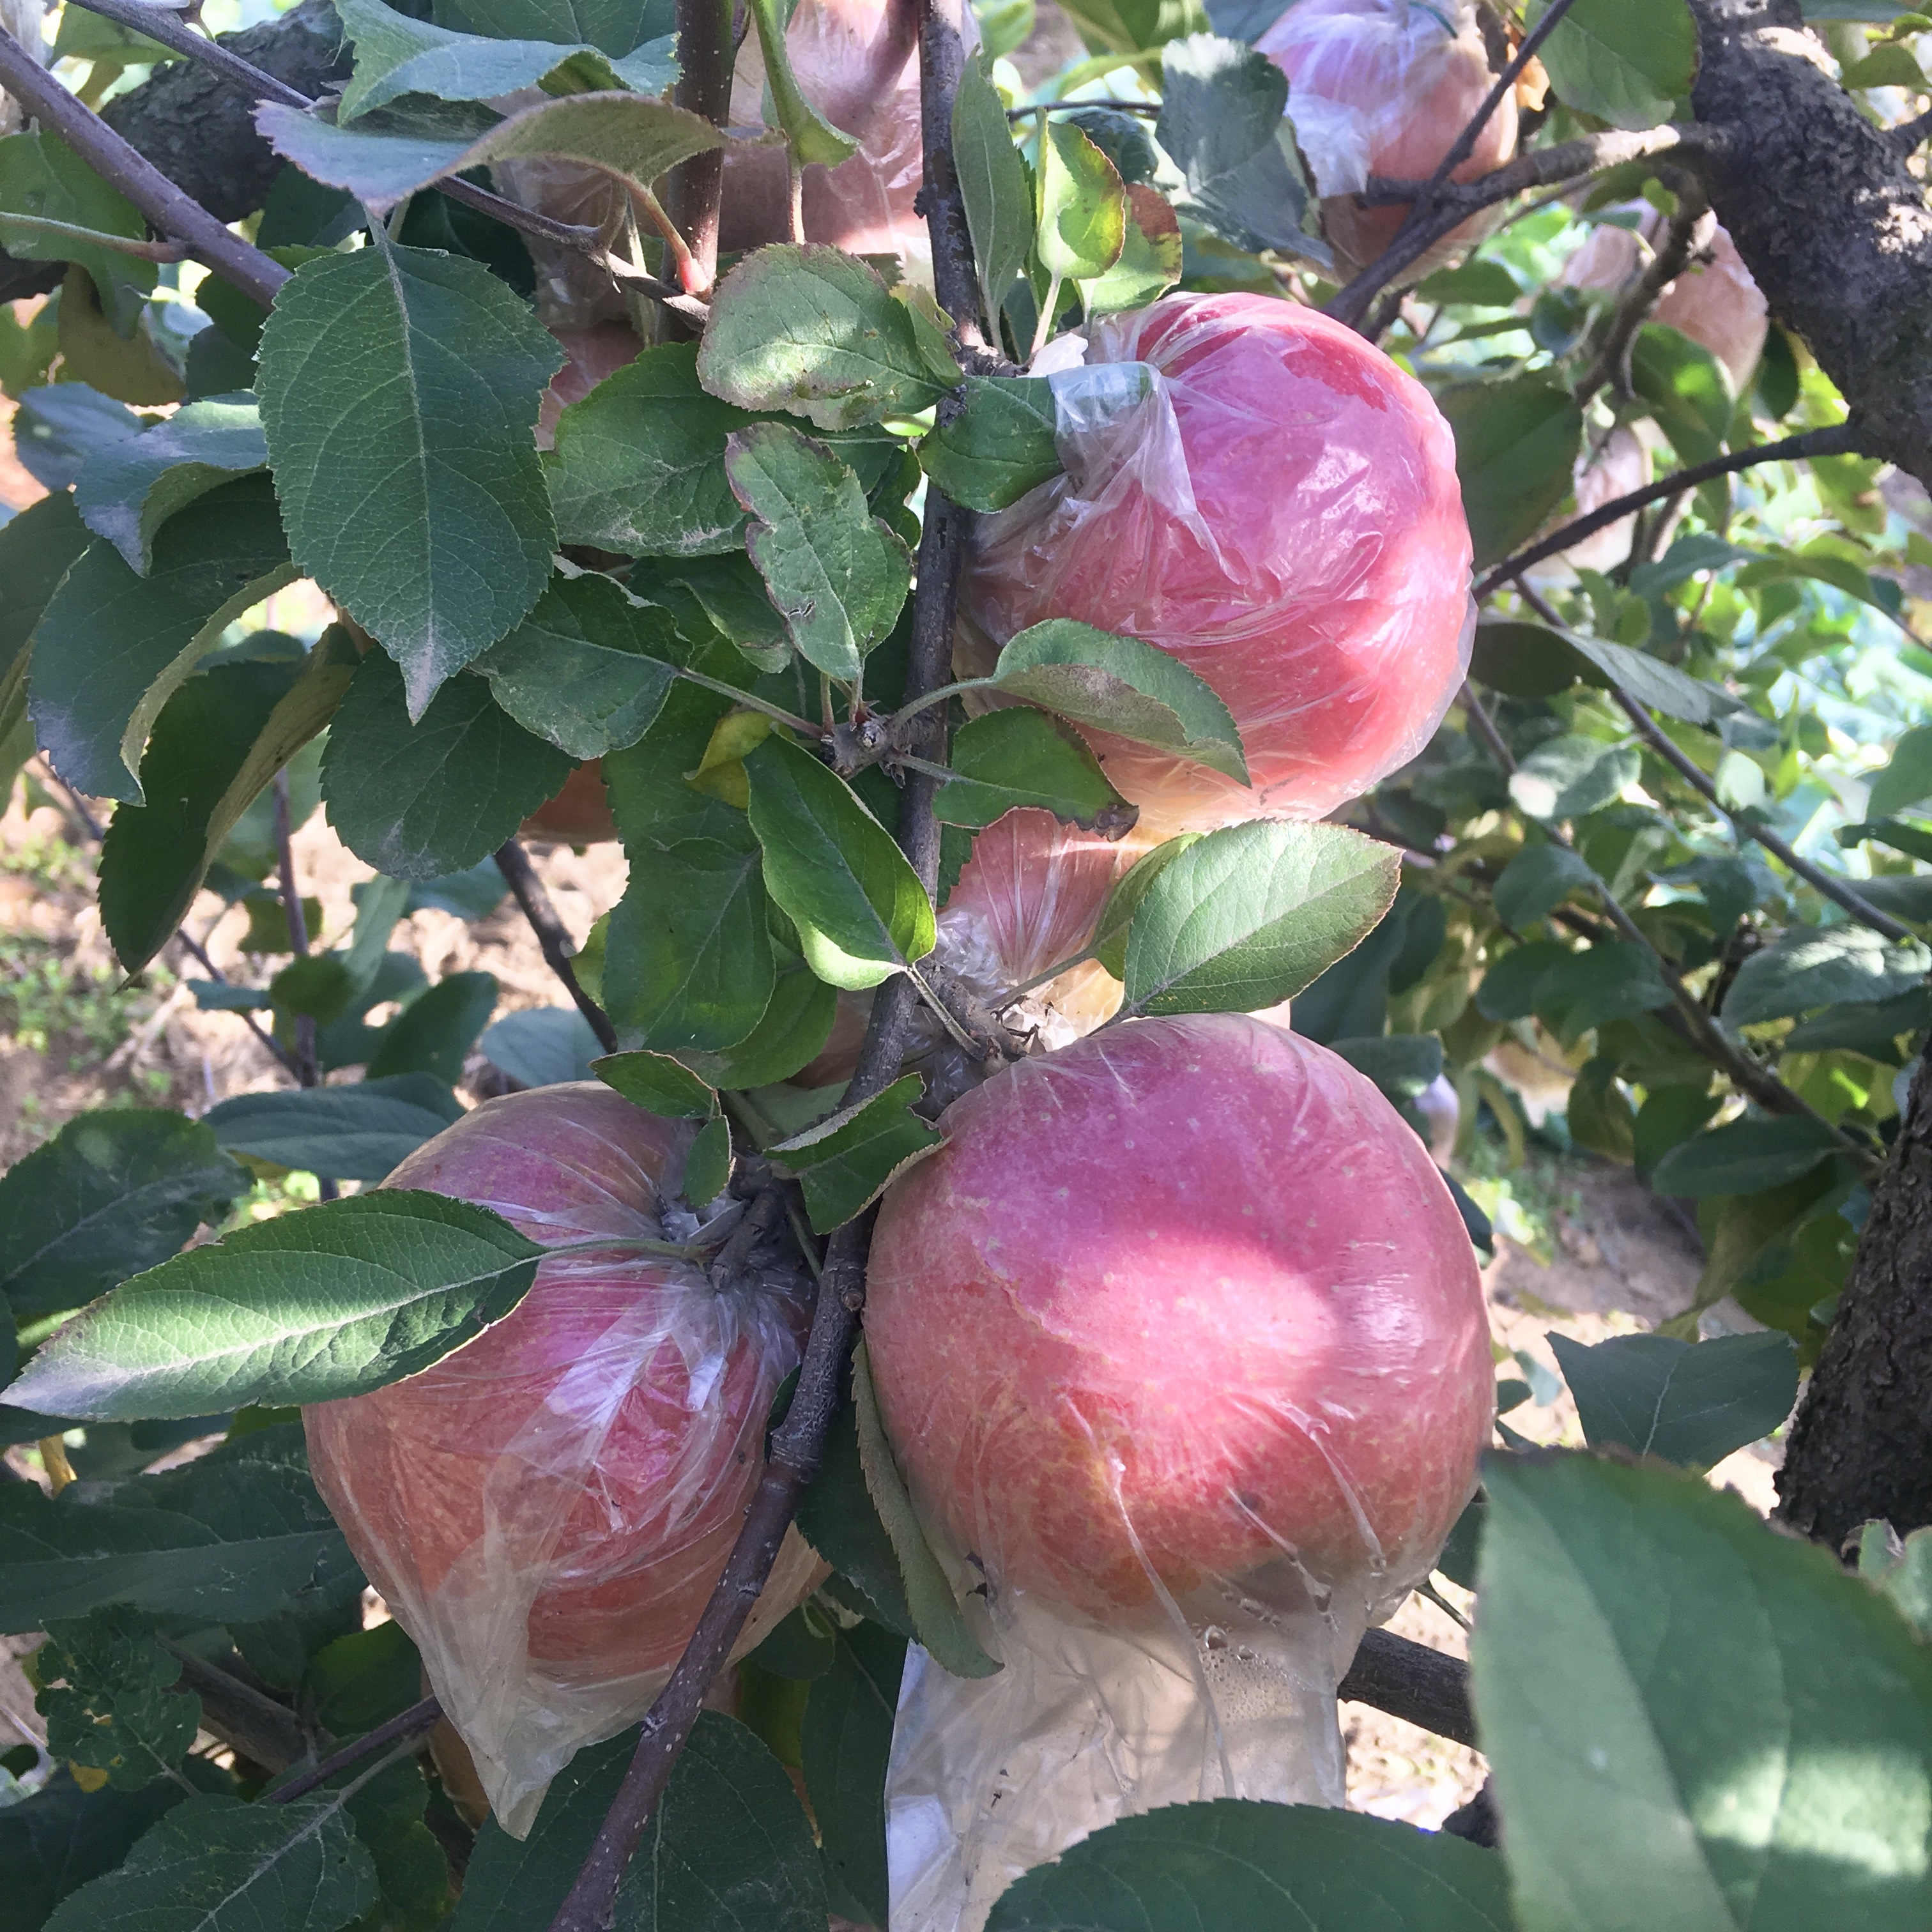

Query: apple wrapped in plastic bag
[[305, 1084, 821, 1836], [1257, 0, 1517, 280], [866, 1016, 1493, 1931], [963, 292, 1475, 836]]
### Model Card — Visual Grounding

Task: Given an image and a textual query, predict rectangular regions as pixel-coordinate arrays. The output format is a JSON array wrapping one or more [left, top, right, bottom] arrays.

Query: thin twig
[[1472, 424, 1861, 600], [262, 1694, 443, 1805], [1573, 187, 1712, 406], [1327, 119, 1706, 330], [0, 211, 184, 259], [160, 1641, 312, 1772], [0, 24, 288, 305], [61, 0, 708, 321], [493, 839, 620, 1054], [1611, 683, 1919, 944], [1420, 0, 1582, 203], [544, 13, 979, 1919], [1887, 103, 1932, 155], [706, 1183, 786, 1292]]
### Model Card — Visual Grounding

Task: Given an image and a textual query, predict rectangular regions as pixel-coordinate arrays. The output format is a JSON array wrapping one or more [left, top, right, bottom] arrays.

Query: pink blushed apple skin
[[305, 1084, 818, 1690], [865, 1015, 1492, 1621], [1257, 0, 1516, 278], [965, 292, 1474, 835]]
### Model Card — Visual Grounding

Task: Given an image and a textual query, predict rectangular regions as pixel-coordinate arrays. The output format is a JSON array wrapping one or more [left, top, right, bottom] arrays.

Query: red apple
[[304, 1083, 820, 1832], [717, 0, 977, 282], [1257, 0, 1517, 280], [521, 758, 619, 844], [865, 1013, 1492, 1621], [963, 292, 1475, 836]]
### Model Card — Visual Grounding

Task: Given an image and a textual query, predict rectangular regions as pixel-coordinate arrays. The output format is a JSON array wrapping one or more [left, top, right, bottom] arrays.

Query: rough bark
[[1775, 1052, 1932, 1550], [1686, 0, 1932, 489], [0, 0, 345, 303]]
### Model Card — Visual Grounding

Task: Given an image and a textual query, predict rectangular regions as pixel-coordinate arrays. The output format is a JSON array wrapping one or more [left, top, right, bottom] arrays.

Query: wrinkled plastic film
[[488, 135, 635, 329], [867, 1018, 1494, 1931], [1257, 0, 1516, 279], [963, 294, 1476, 836], [305, 1085, 818, 1837]]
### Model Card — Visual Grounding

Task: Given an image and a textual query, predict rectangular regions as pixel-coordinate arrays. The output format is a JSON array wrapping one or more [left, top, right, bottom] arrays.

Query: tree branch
[[160, 1642, 312, 1774], [273, 771, 320, 1092], [1610, 686, 1919, 945], [1471, 424, 1860, 600], [1573, 185, 1713, 406], [664, 0, 731, 299], [542, 15, 979, 1923], [492, 840, 620, 1055], [1682, 0, 1932, 491], [263, 1694, 443, 1804], [0, 24, 289, 306], [62, 0, 707, 322], [1338, 1627, 1475, 1751], [1420, 0, 1581, 203]]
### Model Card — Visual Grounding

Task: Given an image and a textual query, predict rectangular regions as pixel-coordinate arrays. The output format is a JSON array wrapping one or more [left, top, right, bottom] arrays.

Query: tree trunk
[[1776, 1052, 1932, 1551]]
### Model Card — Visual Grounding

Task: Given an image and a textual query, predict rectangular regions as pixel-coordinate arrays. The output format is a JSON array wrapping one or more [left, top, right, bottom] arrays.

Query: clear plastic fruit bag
[[864, 1016, 1494, 1930], [304, 1084, 821, 1836], [961, 293, 1476, 838]]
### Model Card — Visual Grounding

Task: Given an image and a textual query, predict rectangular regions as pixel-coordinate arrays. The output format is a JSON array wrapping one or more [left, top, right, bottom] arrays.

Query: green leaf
[[1058, 0, 1206, 55], [272, 954, 358, 1025], [336, 0, 675, 120], [744, 733, 936, 990], [1547, 1330, 1798, 1469], [1474, 1452, 1932, 1932], [0, 1111, 249, 1324], [454, 1713, 824, 1931], [72, 396, 268, 576], [696, 245, 962, 433], [7, 1192, 544, 1422], [1529, 0, 1698, 130], [472, 572, 680, 760], [260, 89, 718, 217], [1508, 734, 1641, 821], [203, 1075, 464, 1181], [544, 342, 756, 558], [1078, 183, 1184, 316], [1441, 376, 1585, 571], [592, 1048, 718, 1117], [772, 1073, 944, 1231], [1842, 38, 1928, 85], [1649, 1113, 1844, 1197], [850, 1340, 998, 1677], [321, 652, 574, 880], [1723, 925, 1932, 1025], [796, 1380, 919, 1641], [801, 1621, 905, 1929], [1561, 630, 1740, 727], [1091, 834, 1199, 979], [1479, 939, 1672, 1043], [1784, 984, 1932, 1059], [1121, 820, 1400, 1016], [986, 1801, 1512, 1930], [678, 968, 837, 1090], [936, 707, 1134, 832], [98, 644, 353, 975], [1630, 323, 1733, 466], [1494, 843, 1598, 929], [1156, 34, 1326, 263], [256, 245, 563, 716], [1035, 119, 1126, 286], [447, 0, 669, 54], [1866, 1529, 1932, 1641], [8, 383, 141, 489], [1686, 1164, 1857, 1331], [1867, 722, 1932, 820], [479, 1006, 604, 1086], [0, 491, 91, 758], [0, 1424, 358, 1630], [726, 422, 914, 682], [40, 1791, 379, 1932], [741, 0, 858, 166], [0, 1774, 194, 1932], [346, 1758, 450, 1932], [36, 1606, 199, 1793], [954, 50, 1034, 332], [992, 618, 1247, 782], [682, 1113, 731, 1204], [0, 131, 155, 334], [27, 475, 295, 801], [918, 376, 1062, 514]]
